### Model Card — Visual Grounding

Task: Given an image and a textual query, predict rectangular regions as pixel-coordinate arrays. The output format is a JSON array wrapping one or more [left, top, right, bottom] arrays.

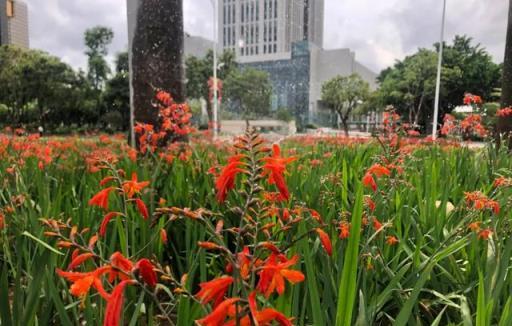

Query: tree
[[377, 36, 501, 130], [185, 50, 238, 122], [102, 51, 130, 131], [132, 0, 185, 144], [497, 0, 512, 147], [0, 45, 79, 128], [84, 26, 113, 90], [224, 68, 272, 119], [321, 74, 370, 136], [377, 49, 437, 127]]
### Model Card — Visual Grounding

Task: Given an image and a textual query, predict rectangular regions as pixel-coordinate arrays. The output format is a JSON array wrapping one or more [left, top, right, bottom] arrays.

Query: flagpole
[[432, 0, 447, 139]]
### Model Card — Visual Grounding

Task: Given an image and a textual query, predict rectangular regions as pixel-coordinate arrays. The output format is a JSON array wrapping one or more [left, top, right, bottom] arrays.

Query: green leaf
[[22, 231, 64, 256]]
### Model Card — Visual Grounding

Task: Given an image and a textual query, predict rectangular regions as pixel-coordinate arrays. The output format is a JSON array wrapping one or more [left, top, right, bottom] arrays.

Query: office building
[[218, 0, 324, 63], [0, 0, 29, 48]]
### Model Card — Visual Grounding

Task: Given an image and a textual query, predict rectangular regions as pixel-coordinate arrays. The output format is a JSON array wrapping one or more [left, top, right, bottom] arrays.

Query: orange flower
[[160, 228, 168, 244], [198, 241, 224, 251], [225, 292, 292, 326], [464, 191, 500, 214], [386, 236, 399, 246], [196, 298, 240, 326], [225, 246, 253, 279], [478, 229, 493, 240], [367, 164, 391, 177], [67, 253, 96, 270], [0, 213, 4, 230], [362, 173, 377, 192], [262, 144, 297, 201], [122, 173, 149, 198], [103, 280, 137, 326], [195, 276, 234, 307], [89, 187, 115, 210], [468, 221, 481, 232], [339, 222, 350, 239], [135, 259, 157, 287], [215, 154, 247, 202], [56, 266, 111, 299], [316, 228, 332, 256], [257, 253, 305, 297]]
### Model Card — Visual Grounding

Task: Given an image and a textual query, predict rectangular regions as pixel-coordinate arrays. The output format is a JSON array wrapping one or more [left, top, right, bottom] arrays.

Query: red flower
[[316, 228, 332, 256], [497, 107, 512, 117], [100, 212, 123, 237], [135, 259, 157, 287], [109, 252, 133, 282], [89, 187, 115, 210], [195, 276, 234, 307], [196, 297, 240, 326], [257, 253, 305, 297], [362, 173, 377, 192], [103, 280, 137, 326], [122, 173, 149, 198], [135, 198, 149, 219], [215, 154, 247, 202], [478, 229, 493, 240], [372, 218, 383, 231], [364, 196, 376, 212], [262, 144, 297, 201]]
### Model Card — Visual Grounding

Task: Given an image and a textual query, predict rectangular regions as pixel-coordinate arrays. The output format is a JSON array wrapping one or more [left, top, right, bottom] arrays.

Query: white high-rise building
[[218, 0, 324, 62], [0, 0, 29, 48]]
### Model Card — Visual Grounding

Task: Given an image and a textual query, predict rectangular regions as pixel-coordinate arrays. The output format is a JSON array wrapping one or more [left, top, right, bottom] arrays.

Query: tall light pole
[[432, 0, 447, 139], [211, 0, 219, 138]]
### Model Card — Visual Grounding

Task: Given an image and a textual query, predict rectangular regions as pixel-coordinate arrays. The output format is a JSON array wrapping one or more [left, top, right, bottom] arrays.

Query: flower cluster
[[135, 90, 193, 153], [463, 93, 483, 105], [155, 127, 332, 325], [496, 107, 512, 117]]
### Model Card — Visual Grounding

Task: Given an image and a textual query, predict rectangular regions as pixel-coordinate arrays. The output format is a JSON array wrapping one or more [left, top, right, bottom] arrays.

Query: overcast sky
[[26, 0, 508, 73]]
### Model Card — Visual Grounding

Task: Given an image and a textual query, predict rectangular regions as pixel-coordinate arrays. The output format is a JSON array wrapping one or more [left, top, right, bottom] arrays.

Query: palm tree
[[131, 0, 185, 131], [497, 0, 512, 147]]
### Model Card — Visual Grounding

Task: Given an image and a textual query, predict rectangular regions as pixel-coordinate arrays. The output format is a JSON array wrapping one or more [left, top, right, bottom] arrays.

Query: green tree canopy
[[377, 35, 501, 129], [224, 68, 272, 119], [185, 50, 238, 121], [0, 45, 81, 128], [321, 73, 370, 135], [84, 26, 114, 90]]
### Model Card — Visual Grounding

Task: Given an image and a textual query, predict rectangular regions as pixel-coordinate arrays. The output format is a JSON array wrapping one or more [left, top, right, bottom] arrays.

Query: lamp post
[[432, 0, 447, 139], [210, 0, 219, 138]]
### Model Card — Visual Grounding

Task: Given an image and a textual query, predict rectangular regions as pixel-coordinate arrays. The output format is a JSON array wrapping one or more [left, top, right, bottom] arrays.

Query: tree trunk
[[131, 0, 185, 130], [497, 0, 512, 149], [341, 118, 349, 137]]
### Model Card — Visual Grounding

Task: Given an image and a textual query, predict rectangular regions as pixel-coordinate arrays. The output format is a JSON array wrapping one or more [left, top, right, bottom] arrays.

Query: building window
[[6, 0, 14, 17]]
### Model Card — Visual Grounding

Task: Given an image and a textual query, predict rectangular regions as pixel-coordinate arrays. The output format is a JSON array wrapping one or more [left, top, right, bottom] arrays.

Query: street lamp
[[210, 0, 219, 138], [432, 0, 447, 139]]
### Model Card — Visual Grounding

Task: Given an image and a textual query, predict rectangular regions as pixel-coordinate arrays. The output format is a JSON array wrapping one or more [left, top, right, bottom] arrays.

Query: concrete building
[[217, 0, 377, 128], [0, 0, 29, 48], [218, 0, 324, 63]]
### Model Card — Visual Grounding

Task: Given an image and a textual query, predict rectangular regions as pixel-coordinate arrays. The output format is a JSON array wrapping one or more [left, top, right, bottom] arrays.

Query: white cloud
[[24, 0, 507, 73]]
